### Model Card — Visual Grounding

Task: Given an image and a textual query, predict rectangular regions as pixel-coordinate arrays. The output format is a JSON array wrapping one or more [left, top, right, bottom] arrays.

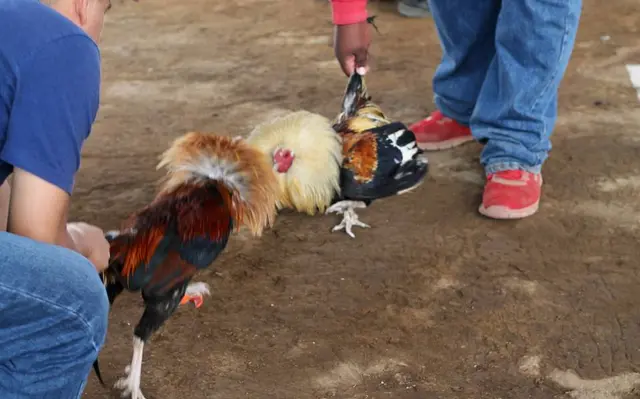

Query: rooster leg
[[114, 283, 188, 399], [325, 200, 370, 238], [113, 337, 146, 399]]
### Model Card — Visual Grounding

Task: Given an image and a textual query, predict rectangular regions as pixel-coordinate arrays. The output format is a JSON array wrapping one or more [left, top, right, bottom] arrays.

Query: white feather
[[386, 129, 420, 166], [171, 156, 249, 201]]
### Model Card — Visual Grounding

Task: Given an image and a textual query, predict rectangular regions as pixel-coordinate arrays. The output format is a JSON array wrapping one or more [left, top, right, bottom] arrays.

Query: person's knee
[[32, 238, 111, 351], [2, 232, 110, 348], [72, 268, 109, 351], [0, 234, 110, 395]]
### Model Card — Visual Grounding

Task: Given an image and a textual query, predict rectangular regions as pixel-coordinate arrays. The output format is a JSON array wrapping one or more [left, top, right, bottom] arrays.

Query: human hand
[[67, 222, 110, 272], [333, 21, 371, 76]]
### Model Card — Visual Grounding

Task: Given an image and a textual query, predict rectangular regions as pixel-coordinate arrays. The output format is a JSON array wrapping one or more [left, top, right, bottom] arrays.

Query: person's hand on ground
[[67, 222, 110, 272], [333, 21, 371, 76]]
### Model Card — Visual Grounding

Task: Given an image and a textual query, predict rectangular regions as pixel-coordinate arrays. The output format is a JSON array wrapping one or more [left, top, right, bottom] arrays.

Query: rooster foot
[[114, 337, 146, 399], [179, 282, 211, 309], [114, 365, 146, 399], [326, 200, 370, 238]]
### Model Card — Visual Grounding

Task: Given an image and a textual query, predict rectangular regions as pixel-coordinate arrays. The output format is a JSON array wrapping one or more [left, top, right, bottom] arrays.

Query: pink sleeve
[[330, 0, 368, 25]]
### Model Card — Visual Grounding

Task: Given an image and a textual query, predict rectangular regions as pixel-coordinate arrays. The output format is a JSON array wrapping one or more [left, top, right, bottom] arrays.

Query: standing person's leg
[[471, 0, 582, 219], [0, 232, 109, 399], [397, 0, 431, 19], [409, 0, 501, 150]]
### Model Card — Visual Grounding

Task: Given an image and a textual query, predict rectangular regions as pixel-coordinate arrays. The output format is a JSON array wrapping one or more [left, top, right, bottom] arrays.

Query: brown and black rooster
[[247, 72, 428, 237], [93, 133, 278, 399]]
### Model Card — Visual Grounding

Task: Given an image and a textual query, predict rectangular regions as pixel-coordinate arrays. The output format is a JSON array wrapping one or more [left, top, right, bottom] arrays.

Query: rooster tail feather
[[335, 73, 389, 132], [157, 132, 279, 236], [92, 359, 105, 386], [91, 229, 124, 387], [247, 111, 343, 215], [341, 72, 369, 118]]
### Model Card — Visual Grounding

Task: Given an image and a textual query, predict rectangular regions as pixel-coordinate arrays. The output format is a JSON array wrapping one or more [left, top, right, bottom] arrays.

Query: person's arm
[[1, 34, 101, 251], [330, 0, 368, 25], [331, 0, 372, 76], [9, 168, 78, 247], [0, 179, 9, 232]]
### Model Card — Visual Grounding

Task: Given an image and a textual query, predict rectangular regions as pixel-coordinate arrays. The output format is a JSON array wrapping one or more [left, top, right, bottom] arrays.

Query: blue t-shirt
[[0, 0, 101, 195]]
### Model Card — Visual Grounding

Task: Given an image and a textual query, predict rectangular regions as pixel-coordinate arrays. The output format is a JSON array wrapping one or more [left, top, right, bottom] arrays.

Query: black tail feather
[[341, 72, 368, 118], [92, 360, 105, 386], [92, 230, 125, 387]]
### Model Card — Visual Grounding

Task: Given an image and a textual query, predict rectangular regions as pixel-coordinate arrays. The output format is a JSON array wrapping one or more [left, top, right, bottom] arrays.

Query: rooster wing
[[108, 182, 232, 297], [340, 122, 427, 201]]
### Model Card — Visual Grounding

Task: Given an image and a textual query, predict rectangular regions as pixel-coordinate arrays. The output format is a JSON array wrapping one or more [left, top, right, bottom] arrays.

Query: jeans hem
[[434, 95, 471, 126], [484, 162, 542, 176]]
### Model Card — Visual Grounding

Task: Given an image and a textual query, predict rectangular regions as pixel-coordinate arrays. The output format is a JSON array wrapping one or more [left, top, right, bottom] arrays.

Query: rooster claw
[[326, 200, 370, 238], [180, 295, 204, 308], [331, 210, 370, 238], [179, 282, 210, 309]]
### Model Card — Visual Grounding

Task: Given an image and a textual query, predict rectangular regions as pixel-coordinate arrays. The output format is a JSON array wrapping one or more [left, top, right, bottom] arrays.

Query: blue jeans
[[0, 232, 109, 398], [429, 0, 582, 174]]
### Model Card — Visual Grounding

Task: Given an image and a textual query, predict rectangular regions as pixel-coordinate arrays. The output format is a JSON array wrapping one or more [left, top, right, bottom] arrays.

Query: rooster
[[93, 133, 278, 399], [246, 72, 428, 237]]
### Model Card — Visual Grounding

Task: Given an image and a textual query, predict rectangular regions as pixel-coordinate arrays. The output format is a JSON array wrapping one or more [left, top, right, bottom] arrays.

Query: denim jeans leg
[[429, 0, 501, 124], [470, 0, 583, 175], [0, 232, 109, 399]]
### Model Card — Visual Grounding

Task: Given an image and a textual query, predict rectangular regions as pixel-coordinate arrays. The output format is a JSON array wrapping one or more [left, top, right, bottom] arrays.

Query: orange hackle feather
[[112, 132, 279, 280], [121, 227, 164, 279], [157, 132, 278, 237], [342, 131, 378, 184]]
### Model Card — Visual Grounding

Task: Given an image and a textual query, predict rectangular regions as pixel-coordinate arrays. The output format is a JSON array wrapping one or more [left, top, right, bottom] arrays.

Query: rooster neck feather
[[342, 132, 378, 183], [156, 132, 279, 236], [247, 111, 343, 215]]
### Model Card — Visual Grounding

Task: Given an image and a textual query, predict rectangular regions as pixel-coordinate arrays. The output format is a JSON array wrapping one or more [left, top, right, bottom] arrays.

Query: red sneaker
[[478, 170, 543, 219], [409, 110, 474, 151]]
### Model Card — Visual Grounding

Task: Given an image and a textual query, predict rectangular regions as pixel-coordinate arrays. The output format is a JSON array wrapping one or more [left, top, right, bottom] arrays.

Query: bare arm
[[8, 168, 109, 271], [0, 179, 9, 232], [8, 167, 79, 251]]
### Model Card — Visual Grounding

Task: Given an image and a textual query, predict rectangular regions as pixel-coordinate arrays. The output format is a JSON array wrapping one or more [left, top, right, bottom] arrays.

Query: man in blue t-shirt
[[0, 0, 113, 397]]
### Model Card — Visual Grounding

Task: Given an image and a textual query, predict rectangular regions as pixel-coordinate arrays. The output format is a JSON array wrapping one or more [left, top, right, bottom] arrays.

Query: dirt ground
[[79, 0, 640, 398]]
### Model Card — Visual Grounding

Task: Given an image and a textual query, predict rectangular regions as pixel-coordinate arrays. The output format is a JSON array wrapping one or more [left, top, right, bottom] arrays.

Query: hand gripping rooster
[[92, 133, 278, 399], [246, 72, 428, 237]]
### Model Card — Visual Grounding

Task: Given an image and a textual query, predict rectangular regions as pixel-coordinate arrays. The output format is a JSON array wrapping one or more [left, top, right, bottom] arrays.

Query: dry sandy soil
[[79, 0, 640, 398]]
